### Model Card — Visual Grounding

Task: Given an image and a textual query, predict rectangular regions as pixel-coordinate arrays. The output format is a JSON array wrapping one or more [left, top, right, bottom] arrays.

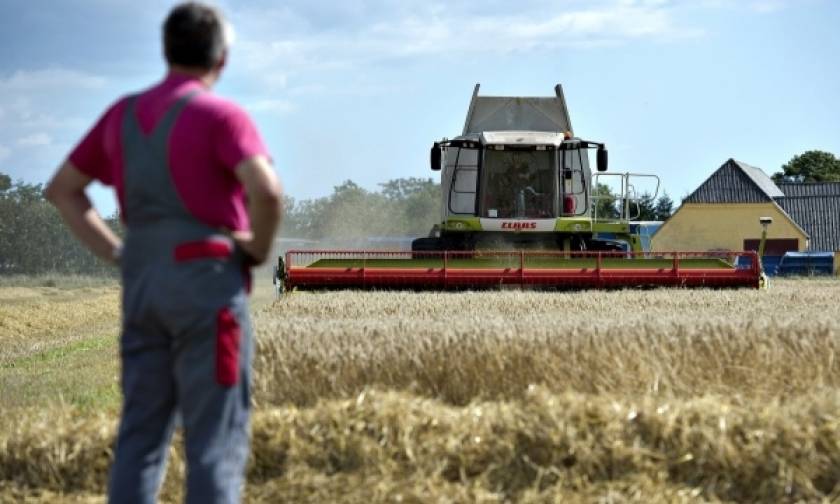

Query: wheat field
[[2, 277, 840, 502]]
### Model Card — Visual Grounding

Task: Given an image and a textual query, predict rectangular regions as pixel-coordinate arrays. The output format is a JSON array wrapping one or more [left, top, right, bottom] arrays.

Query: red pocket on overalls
[[216, 307, 241, 386]]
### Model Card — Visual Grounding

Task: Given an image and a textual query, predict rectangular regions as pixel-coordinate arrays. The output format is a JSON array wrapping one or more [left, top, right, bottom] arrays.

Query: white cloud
[[246, 99, 296, 115], [0, 68, 107, 92], [227, 0, 697, 94], [201, 0, 704, 129], [17, 133, 53, 148], [0, 68, 109, 135], [0, 67, 112, 187], [691, 0, 796, 13], [0, 96, 87, 133], [0, 145, 10, 162], [749, 0, 787, 13]]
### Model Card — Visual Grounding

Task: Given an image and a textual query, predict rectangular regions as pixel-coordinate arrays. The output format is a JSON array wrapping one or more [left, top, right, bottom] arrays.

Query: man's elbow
[[45, 161, 89, 206], [43, 181, 60, 205], [254, 184, 282, 209], [44, 180, 77, 208], [252, 178, 283, 212], [236, 157, 282, 203]]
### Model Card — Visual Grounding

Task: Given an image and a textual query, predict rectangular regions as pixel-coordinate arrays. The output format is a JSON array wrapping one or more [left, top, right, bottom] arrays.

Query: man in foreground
[[45, 3, 282, 502]]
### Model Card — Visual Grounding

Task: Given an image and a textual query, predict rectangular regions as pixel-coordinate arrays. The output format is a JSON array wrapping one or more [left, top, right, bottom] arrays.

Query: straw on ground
[[2, 277, 839, 502]]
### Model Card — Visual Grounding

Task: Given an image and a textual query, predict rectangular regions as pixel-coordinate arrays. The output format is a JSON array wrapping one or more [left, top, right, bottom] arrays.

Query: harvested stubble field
[[2, 277, 840, 502]]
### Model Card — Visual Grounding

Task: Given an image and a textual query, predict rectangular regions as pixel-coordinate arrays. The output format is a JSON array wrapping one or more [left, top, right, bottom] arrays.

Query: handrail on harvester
[[280, 249, 762, 291]]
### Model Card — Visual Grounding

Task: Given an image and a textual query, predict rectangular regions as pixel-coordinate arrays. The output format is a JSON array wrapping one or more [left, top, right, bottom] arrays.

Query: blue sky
[[1, 0, 838, 216]]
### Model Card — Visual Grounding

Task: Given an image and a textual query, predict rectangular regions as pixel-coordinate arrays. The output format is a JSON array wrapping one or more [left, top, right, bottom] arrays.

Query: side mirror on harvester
[[430, 142, 442, 171], [596, 147, 608, 172]]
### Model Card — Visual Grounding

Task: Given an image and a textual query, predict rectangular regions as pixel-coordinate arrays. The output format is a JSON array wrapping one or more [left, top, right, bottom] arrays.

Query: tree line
[[283, 178, 440, 241], [0, 172, 672, 275], [281, 177, 676, 241], [593, 184, 674, 222], [0, 173, 443, 275], [771, 150, 840, 183], [6, 148, 835, 275], [0, 173, 121, 275]]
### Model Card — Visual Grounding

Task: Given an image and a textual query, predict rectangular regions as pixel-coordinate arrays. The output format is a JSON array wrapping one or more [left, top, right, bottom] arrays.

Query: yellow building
[[652, 159, 809, 254]]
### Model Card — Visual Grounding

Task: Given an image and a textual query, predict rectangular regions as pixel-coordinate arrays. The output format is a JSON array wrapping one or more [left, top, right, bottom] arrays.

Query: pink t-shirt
[[68, 73, 270, 231]]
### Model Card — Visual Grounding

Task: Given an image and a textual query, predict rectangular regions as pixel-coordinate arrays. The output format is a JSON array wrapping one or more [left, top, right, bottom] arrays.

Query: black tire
[[585, 238, 628, 252], [440, 232, 475, 259], [411, 237, 443, 259]]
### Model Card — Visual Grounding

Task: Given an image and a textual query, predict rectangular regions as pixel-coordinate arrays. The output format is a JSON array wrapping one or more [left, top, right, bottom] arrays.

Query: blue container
[[761, 256, 782, 276], [736, 255, 781, 275], [777, 252, 834, 276], [596, 222, 663, 252]]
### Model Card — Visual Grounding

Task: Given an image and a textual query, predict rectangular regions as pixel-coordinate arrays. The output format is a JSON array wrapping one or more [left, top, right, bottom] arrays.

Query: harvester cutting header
[[277, 84, 763, 291]]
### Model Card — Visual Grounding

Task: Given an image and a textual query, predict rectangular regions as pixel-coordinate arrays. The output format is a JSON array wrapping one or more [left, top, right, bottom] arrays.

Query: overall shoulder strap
[[121, 89, 205, 227], [149, 89, 203, 147]]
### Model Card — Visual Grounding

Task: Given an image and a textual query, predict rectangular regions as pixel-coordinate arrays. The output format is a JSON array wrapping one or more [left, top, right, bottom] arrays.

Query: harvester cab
[[415, 84, 655, 254], [277, 84, 763, 291]]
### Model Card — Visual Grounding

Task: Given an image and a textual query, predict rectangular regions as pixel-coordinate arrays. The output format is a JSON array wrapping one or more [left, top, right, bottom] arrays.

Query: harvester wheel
[[411, 237, 443, 259], [584, 238, 628, 252], [274, 257, 287, 297]]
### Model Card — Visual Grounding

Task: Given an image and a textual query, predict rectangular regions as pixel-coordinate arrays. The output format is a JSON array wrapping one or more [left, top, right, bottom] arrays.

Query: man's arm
[[233, 155, 282, 265], [44, 161, 123, 264]]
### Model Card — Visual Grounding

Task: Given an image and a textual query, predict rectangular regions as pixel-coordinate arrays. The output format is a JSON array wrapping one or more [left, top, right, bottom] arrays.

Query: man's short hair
[[163, 2, 226, 70]]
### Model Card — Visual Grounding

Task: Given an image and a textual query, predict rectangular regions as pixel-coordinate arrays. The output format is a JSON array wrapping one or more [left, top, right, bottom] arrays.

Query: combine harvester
[[276, 84, 763, 291]]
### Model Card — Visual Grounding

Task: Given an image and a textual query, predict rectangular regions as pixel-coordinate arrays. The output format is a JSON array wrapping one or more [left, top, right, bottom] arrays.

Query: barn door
[[743, 239, 799, 255]]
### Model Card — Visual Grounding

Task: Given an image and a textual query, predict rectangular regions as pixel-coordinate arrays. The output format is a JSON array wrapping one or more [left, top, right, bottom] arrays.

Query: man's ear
[[216, 49, 228, 73]]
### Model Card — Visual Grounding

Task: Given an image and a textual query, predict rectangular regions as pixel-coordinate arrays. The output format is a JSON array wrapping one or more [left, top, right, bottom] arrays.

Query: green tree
[[380, 177, 440, 236], [282, 178, 441, 243], [593, 187, 673, 221], [0, 173, 11, 192], [320, 180, 391, 240], [593, 183, 618, 219], [289, 180, 387, 242], [0, 172, 121, 275], [379, 177, 436, 201], [772, 150, 840, 183], [635, 192, 656, 220], [653, 192, 674, 221], [279, 196, 301, 236]]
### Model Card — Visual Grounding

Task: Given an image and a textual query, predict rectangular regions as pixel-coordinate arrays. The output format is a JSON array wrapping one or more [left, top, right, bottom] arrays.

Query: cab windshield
[[480, 149, 555, 218]]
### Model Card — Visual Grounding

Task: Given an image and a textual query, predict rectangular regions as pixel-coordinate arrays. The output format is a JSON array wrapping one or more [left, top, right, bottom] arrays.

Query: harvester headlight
[[454, 222, 465, 230]]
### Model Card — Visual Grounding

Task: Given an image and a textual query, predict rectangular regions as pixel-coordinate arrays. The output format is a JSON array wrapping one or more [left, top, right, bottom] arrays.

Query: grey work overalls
[[108, 91, 253, 504]]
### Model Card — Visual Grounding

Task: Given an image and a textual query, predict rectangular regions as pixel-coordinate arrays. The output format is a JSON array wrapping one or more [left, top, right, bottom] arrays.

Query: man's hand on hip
[[45, 161, 123, 265], [234, 155, 283, 265]]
